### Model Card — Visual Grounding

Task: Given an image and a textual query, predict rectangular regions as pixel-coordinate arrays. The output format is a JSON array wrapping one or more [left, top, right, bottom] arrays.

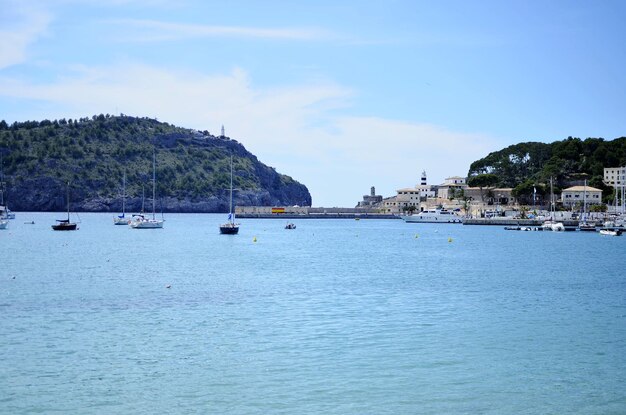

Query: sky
[[1, 0, 626, 207]]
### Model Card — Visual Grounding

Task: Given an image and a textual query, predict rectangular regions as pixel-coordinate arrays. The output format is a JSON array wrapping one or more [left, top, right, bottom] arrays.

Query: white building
[[561, 185, 602, 208], [604, 167, 626, 187]]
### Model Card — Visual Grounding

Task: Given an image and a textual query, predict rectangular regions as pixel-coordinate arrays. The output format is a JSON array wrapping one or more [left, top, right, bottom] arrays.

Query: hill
[[467, 136, 626, 203], [0, 115, 311, 212]]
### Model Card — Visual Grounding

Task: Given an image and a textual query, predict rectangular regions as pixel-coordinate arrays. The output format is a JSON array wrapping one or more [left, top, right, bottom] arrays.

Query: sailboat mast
[[122, 170, 126, 215], [583, 179, 587, 219], [152, 152, 156, 220], [550, 177, 554, 221], [229, 155, 233, 217], [66, 182, 70, 221]]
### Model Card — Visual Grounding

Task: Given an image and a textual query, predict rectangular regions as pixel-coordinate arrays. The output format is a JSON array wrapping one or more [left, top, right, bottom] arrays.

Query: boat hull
[[113, 217, 130, 225], [401, 214, 463, 223], [600, 229, 622, 236], [220, 224, 239, 234], [130, 220, 163, 229], [52, 223, 77, 231]]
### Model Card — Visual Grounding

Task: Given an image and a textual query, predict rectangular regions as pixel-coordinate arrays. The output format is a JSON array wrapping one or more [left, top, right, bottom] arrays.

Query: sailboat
[[130, 152, 164, 229], [542, 177, 564, 231], [0, 178, 8, 229], [52, 182, 78, 231], [578, 180, 595, 231], [0, 154, 14, 221], [219, 155, 239, 235], [113, 171, 129, 225]]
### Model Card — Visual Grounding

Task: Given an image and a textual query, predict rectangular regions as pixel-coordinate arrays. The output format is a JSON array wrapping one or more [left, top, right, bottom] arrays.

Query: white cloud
[[107, 19, 333, 42], [0, 3, 52, 69], [0, 63, 499, 207]]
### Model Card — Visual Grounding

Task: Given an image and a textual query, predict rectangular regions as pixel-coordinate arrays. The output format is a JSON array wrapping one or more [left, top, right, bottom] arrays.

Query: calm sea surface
[[1, 213, 625, 414]]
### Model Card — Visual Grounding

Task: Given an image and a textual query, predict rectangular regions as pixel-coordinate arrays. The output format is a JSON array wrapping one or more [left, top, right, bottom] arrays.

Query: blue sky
[[1, 0, 625, 207]]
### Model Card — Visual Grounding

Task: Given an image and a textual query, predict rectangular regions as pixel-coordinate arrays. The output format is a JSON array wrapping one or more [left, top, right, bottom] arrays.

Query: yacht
[[401, 208, 463, 223]]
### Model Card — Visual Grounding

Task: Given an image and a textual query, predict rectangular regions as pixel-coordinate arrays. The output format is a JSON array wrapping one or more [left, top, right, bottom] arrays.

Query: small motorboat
[[285, 223, 296, 230], [599, 229, 622, 236]]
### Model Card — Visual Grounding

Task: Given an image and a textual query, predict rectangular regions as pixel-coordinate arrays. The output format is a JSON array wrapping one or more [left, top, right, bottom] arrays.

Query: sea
[[1, 213, 625, 414]]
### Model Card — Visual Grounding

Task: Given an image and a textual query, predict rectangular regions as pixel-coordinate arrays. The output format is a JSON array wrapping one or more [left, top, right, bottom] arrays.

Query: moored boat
[[219, 156, 239, 235], [130, 153, 164, 229], [114, 171, 129, 225], [599, 228, 622, 236], [52, 182, 78, 231], [401, 208, 463, 223]]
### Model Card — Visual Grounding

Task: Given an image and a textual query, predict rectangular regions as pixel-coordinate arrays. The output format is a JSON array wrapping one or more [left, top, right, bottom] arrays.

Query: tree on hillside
[[467, 173, 499, 201], [512, 180, 546, 206]]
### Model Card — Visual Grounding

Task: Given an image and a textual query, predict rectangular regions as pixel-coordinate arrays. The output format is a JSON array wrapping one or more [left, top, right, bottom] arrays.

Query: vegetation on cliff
[[467, 136, 626, 203], [0, 115, 311, 212]]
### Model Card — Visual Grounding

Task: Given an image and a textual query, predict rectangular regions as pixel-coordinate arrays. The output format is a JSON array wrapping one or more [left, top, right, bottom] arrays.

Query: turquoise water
[[1, 213, 626, 414]]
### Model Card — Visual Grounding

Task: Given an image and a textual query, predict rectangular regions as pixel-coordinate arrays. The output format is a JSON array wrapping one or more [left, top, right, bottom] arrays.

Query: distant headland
[[0, 115, 311, 212]]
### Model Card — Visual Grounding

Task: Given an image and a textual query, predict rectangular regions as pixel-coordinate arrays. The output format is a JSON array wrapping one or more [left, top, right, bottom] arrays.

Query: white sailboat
[[578, 179, 595, 231], [130, 152, 164, 229], [0, 154, 14, 221], [542, 177, 564, 231], [219, 155, 239, 235], [113, 170, 129, 225], [0, 182, 8, 229]]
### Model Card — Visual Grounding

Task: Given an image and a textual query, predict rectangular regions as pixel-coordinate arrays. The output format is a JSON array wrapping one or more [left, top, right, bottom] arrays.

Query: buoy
[[253, 237, 257, 243], [166, 284, 171, 289], [448, 237, 453, 243], [415, 234, 419, 238]]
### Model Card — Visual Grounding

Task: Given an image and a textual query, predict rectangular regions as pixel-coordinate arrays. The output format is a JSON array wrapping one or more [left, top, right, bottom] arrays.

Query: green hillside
[[467, 136, 626, 203], [0, 115, 311, 212]]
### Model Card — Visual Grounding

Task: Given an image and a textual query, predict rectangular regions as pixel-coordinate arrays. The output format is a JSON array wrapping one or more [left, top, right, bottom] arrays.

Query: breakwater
[[236, 212, 398, 219]]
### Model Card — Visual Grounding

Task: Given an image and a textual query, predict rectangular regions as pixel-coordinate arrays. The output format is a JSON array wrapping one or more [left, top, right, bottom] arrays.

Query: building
[[380, 196, 399, 213], [463, 187, 515, 205], [561, 185, 602, 208], [394, 170, 438, 213], [357, 186, 383, 208], [436, 176, 467, 199], [395, 187, 423, 211], [604, 167, 626, 187]]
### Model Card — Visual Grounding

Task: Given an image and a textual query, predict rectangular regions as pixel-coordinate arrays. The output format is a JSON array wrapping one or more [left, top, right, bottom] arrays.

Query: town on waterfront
[[236, 167, 626, 232]]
